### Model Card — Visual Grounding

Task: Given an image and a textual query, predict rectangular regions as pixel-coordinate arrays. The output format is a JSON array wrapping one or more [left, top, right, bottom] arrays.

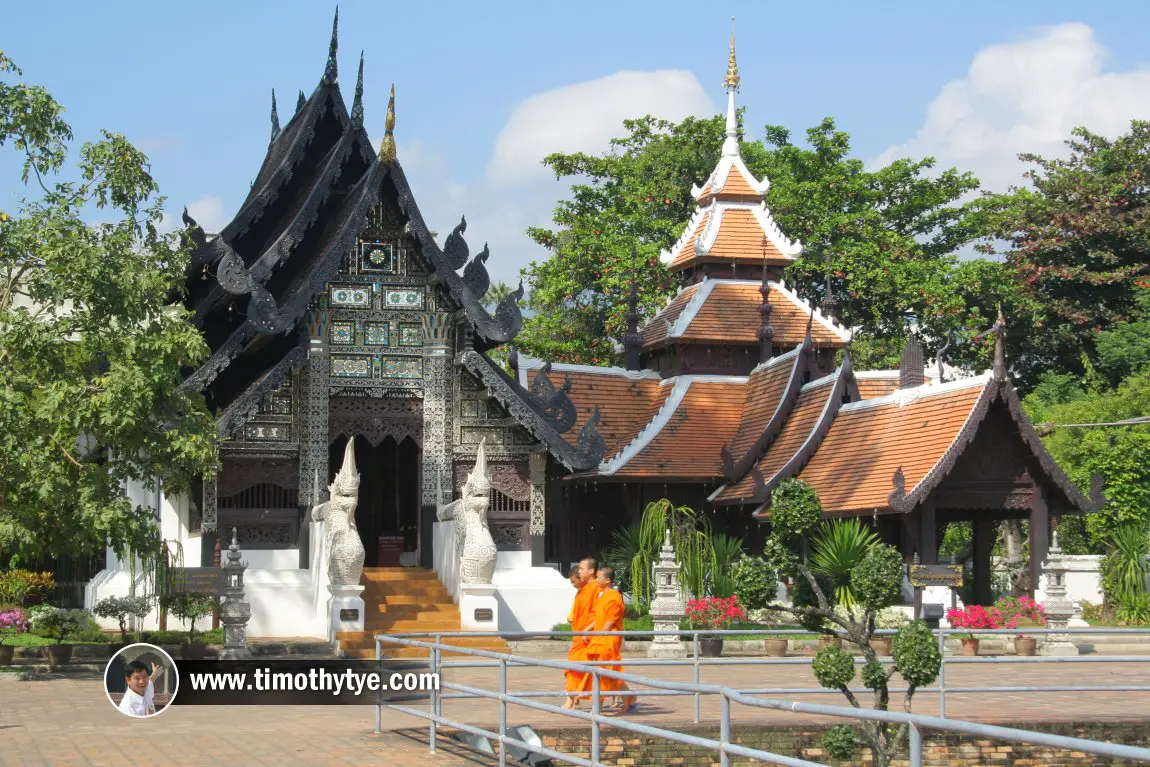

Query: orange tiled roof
[[640, 279, 850, 350], [784, 375, 993, 514], [695, 163, 761, 204], [599, 377, 746, 479], [855, 373, 901, 401], [522, 363, 666, 460], [714, 372, 841, 503], [667, 207, 791, 270], [724, 347, 802, 461]]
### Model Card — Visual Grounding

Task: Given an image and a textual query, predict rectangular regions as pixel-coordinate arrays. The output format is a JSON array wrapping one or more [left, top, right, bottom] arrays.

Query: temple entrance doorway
[[328, 434, 422, 568]]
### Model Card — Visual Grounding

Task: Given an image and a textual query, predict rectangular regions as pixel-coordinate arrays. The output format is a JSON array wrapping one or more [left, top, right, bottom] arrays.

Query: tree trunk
[[1000, 520, 1025, 594]]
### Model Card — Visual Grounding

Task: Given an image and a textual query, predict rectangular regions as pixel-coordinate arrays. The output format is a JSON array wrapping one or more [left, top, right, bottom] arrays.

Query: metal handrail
[[374, 632, 1150, 767]]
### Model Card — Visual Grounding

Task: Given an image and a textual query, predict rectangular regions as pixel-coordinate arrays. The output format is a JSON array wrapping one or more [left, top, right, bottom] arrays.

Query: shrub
[[0, 608, 29, 645], [852, 544, 905, 613], [0, 570, 56, 607], [93, 596, 152, 644], [993, 595, 1046, 634], [685, 596, 746, 630], [812, 645, 855, 689], [161, 593, 216, 644], [892, 620, 942, 689], [27, 606, 89, 644], [875, 607, 911, 630], [768, 479, 822, 540], [730, 556, 777, 611], [810, 518, 880, 607], [946, 604, 1003, 639], [823, 724, 860, 760]]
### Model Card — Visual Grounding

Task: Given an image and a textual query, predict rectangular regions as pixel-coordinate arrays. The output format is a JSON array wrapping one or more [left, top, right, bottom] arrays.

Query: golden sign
[[909, 564, 963, 588]]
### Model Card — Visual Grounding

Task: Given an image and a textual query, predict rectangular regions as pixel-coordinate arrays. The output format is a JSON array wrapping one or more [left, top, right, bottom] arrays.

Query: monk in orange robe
[[587, 567, 637, 713], [562, 557, 600, 709]]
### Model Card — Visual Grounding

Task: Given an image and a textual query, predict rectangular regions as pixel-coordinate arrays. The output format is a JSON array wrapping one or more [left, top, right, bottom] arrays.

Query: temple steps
[[336, 567, 508, 660]]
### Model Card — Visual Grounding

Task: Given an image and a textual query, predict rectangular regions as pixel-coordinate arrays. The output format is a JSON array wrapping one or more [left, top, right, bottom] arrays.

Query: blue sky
[[6, 1, 1150, 284]]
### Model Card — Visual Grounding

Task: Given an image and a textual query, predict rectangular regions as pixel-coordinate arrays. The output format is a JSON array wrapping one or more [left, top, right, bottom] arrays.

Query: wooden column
[[972, 517, 995, 606], [919, 498, 938, 565], [1029, 486, 1050, 598]]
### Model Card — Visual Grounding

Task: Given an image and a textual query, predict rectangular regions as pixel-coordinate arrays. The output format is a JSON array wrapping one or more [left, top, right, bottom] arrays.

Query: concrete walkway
[[1, 653, 1148, 766]]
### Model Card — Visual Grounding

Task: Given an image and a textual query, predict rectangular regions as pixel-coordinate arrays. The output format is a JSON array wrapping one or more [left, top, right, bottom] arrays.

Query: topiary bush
[[812, 645, 856, 690], [852, 544, 905, 613], [768, 479, 823, 540], [823, 724, 859, 761], [892, 620, 942, 689], [730, 555, 777, 611]]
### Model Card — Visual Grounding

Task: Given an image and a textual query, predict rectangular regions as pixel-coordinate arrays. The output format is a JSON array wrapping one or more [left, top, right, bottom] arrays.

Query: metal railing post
[[909, 722, 923, 767], [591, 672, 601, 765], [693, 631, 701, 724], [431, 633, 442, 753], [374, 635, 382, 734], [937, 627, 947, 719], [719, 691, 731, 767], [499, 657, 508, 767]]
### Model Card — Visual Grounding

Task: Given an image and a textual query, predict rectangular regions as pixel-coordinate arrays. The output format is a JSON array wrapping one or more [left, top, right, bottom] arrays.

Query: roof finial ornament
[[349, 52, 365, 131], [323, 7, 339, 85], [821, 248, 839, 318], [269, 89, 280, 145], [721, 16, 741, 157], [379, 84, 397, 166], [758, 236, 774, 361], [724, 16, 740, 92], [993, 303, 1007, 381], [296, 90, 306, 113]]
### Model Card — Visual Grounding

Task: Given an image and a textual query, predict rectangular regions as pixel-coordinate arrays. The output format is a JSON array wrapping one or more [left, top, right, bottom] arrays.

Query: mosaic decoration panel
[[380, 356, 422, 379], [385, 289, 423, 309], [364, 321, 389, 346], [330, 321, 356, 345], [359, 241, 399, 274], [330, 285, 371, 308], [398, 323, 423, 347], [331, 355, 373, 378], [241, 423, 292, 441]]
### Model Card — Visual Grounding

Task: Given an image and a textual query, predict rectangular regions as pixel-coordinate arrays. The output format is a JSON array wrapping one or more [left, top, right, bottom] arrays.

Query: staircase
[[336, 567, 509, 659]]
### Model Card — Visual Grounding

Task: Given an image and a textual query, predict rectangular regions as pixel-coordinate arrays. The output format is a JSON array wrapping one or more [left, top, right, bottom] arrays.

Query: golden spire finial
[[724, 16, 740, 92], [379, 83, 396, 165]]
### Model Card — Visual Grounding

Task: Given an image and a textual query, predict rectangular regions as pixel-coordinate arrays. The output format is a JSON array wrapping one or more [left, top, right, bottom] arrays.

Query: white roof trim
[[771, 280, 851, 342], [660, 207, 708, 265], [751, 202, 802, 258], [515, 355, 661, 382], [747, 344, 801, 375], [707, 483, 729, 502], [837, 371, 993, 414], [691, 154, 771, 201], [763, 367, 845, 488], [599, 373, 749, 474], [600, 377, 694, 475], [668, 278, 718, 338]]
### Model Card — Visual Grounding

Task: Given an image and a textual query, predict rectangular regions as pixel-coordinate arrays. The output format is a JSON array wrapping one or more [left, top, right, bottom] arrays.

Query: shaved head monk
[[588, 567, 637, 713], [562, 557, 600, 709]]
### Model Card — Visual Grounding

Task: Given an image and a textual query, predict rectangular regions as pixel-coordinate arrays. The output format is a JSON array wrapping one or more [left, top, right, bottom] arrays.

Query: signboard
[[162, 567, 225, 596], [473, 608, 493, 623], [339, 609, 359, 622], [909, 564, 963, 588], [378, 536, 404, 567]]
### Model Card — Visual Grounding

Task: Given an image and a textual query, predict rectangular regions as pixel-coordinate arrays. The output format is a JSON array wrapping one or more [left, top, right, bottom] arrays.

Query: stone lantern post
[[648, 530, 687, 659], [219, 527, 253, 660], [1040, 530, 1078, 657]]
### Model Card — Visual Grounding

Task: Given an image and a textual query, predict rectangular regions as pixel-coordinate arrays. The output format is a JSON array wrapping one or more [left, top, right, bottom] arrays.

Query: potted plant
[[162, 592, 216, 659], [0, 608, 29, 666], [685, 596, 746, 657], [946, 604, 1003, 655], [93, 596, 152, 650], [27, 606, 87, 668], [870, 608, 910, 655], [994, 595, 1046, 656]]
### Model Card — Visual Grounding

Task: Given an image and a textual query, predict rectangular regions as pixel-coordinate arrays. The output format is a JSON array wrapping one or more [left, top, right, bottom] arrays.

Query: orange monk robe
[[587, 587, 626, 695], [564, 580, 601, 693]]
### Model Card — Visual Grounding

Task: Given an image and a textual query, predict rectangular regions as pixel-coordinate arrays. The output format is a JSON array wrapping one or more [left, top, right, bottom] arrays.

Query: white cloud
[[873, 23, 1150, 192], [394, 70, 715, 288], [159, 194, 228, 235], [486, 70, 714, 187]]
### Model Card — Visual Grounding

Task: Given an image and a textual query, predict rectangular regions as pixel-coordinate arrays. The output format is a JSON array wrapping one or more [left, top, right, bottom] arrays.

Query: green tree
[[984, 121, 1150, 382], [482, 280, 513, 311], [0, 52, 216, 562], [761, 479, 941, 767], [519, 113, 988, 368]]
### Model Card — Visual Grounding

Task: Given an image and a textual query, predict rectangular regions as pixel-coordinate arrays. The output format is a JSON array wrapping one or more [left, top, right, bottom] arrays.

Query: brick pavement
[[1, 655, 1148, 766]]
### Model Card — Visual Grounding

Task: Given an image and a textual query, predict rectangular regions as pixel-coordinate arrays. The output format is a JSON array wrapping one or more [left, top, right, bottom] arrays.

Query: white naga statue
[[311, 439, 366, 586], [438, 438, 498, 584]]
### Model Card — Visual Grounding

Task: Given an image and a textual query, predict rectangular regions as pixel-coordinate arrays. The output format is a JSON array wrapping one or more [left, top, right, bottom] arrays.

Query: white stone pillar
[[298, 335, 330, 509], [1041, 530, 1079, 656], [528, 450, 547, 566], [420, 313, 452, 568], [649, 530, 687, 658]]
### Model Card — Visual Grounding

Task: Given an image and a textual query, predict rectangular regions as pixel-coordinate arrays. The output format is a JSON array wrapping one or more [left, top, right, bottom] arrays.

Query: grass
[[2, 627, 226, 647]]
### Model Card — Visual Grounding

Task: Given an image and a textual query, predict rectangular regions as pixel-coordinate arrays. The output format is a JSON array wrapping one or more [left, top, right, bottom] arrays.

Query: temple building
[[87, 13, 1099, 642]]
